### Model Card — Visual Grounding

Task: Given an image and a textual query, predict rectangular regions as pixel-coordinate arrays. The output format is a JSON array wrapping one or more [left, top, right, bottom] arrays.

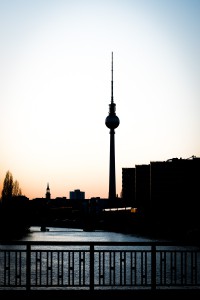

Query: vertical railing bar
[[124, 251, 126, 286], [159, 251, 162, 286], [190, 251, 194, 284], [15, 251, 17, 286], [194, 251, 197, 285], [159, 251, 161, 286], [112, 251, 114, 285], [60, 251, 63, 286], [98, 251, 101, 285], [40, 251, 42, 286], [35, 251, 38, 286], [61, 251, 64, 286], [60, 251, 62, 286], [164, 251, 167, 286], [103, 251, 105, 286], [102, 251, 104, 286], [57, 251, 59, 285], [161, 251, 164, 286], [26, 244, 31, 291], [79, 250, 81, 285], [170, 252, 173, 285], [63, 251, 66, 286], [68, 250, 71, 285], [114, 250, 116, 286], [141, 250, 143, 286], [120, 251, 122, 285], [4, 251, 6, 286], [51, 251, 53, 286], [59, 251, 61, 286], [72, 251, 75, 286], [135, 251, 137, 285], [172, 251, 174, 285], [36, 251, 38, 286], [90, 244, 94, 291], [17, 251, 19, 286], [111, 251, 113, 285], [145, 251, 147, 285], [83, 250, 86, 286], [68, 251, 70, 285], [174, 251, 177, 285], [109, 251, 111, 285], [151, 244, 156, 290], [130, 250, 133, 285], [112, 251, 114, 286], [47, 251, 49, 286], [44, 251, 48, 285], [185, 252, 187, 285], [8, 251, 10, 286], [99, 250, 102, 286], [180, 251, 183, 285], [19, 251, 21, 286]]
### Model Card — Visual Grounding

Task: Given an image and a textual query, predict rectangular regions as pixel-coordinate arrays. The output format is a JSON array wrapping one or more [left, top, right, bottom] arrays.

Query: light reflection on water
[[20, 226, 159, 242]]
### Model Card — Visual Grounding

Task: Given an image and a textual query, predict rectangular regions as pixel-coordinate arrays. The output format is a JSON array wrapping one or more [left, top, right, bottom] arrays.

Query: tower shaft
[[105, 52, 120, 205], [109, 128, 116, 201]]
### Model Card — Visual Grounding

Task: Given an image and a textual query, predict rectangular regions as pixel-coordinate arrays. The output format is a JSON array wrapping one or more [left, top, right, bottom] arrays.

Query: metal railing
[[0, 241, 200, 290]]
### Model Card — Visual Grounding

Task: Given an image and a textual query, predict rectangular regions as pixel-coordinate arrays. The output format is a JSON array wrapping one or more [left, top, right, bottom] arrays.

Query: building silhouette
[[121, 155, 200, 237], [135, 164, 150, 217], [122, 167, 135, 207], [150, 156, 200, 234], [105, 52, 120, 205], [69, 189, 85, 200]]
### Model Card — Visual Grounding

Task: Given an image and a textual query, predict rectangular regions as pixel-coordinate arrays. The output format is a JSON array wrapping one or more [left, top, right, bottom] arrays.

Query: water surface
[[20, 226, 159, 242]]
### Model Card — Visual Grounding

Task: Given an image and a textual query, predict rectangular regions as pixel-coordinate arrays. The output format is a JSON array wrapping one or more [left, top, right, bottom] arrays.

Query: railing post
[[26, 244, 31, 291], [90, 244, 94, 291], [151, 244, 156, 290]]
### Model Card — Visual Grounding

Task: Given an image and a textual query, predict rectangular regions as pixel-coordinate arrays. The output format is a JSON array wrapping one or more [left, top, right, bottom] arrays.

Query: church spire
[[46, 182, 51, 200]]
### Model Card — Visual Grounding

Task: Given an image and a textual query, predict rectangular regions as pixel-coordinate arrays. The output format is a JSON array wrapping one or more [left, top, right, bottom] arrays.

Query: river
[[18, 226, 162, 242]]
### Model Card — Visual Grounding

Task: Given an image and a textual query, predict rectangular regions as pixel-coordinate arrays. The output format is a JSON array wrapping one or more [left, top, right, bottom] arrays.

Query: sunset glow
[[0, 0, 199, 199]]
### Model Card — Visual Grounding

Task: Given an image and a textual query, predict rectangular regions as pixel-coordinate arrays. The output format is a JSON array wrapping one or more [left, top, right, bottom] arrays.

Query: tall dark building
[[150, 156, 200, 231], [135, 164, 150, 215], [105, 52, 120, 204], [122, 168, 135, 207]]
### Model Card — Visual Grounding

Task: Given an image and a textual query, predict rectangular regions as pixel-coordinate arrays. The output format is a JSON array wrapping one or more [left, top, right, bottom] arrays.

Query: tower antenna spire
[[111, 51, 114, 103]]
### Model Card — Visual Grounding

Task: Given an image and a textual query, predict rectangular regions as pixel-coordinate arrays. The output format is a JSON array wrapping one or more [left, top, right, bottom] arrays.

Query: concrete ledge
[[0, 289, 200, 300]]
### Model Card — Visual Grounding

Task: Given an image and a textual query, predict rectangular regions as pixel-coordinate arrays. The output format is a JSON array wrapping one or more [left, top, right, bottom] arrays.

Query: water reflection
[[20, 226, 158, 242]]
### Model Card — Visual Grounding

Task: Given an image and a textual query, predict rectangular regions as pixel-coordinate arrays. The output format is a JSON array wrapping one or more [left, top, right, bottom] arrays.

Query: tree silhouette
[[13, 180, 22, 197], [1, 171, 22, 204], [1, 170, 14, 206], [0, 170, 28, 238]]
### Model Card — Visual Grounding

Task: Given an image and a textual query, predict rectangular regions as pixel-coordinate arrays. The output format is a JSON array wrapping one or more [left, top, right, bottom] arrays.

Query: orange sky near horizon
[[0, 0, 200, 200]]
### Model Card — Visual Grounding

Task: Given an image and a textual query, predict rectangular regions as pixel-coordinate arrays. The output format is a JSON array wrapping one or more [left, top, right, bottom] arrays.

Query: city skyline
[[0, 0, 200, 200]]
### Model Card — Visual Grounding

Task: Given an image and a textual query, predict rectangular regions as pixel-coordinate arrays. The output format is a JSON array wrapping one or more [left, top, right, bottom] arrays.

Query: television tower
[[105, 52, 120, 204]]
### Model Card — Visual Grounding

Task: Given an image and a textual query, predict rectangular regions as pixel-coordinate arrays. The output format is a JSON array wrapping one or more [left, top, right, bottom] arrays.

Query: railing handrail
[[0, 240, 199, 247]]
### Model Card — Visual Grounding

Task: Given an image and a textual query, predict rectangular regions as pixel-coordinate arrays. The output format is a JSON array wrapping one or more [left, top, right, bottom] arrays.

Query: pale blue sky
[[0, 0, 199, 199]]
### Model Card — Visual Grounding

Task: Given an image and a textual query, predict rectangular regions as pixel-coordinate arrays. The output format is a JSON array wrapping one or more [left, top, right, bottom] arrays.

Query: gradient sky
[[0, 0, 199, 200]]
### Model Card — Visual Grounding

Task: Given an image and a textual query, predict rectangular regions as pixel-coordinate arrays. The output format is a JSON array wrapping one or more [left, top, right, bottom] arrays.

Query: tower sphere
[[105, 115, 120, 129]]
